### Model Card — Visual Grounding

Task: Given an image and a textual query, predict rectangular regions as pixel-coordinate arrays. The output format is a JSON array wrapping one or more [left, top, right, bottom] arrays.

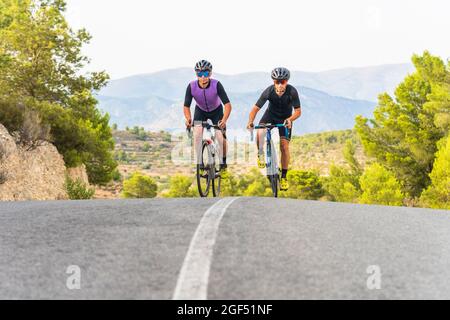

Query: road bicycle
[[187, 120, 223, 197], [251, 123, 289, 198]]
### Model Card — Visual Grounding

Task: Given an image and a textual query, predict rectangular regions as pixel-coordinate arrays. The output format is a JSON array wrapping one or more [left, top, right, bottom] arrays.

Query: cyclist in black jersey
[[246, 67, 302, 191]]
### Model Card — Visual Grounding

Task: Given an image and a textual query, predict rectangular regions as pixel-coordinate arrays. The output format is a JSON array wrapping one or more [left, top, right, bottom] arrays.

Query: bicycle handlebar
[[186, 121, 224, 139], [251, 123, 289, 140]]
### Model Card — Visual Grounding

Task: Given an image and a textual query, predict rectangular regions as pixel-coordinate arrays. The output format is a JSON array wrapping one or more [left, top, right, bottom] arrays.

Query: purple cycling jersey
[[189, 79, 222, 112]]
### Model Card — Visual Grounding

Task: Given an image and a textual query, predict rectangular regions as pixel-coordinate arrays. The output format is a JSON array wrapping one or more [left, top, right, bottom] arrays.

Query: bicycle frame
[[187, 120, 224, 197], [252, 123, 288, 197]]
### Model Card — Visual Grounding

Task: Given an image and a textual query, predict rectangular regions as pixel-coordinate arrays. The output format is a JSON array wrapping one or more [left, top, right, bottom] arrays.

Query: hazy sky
[[65, 0, 450, 79]]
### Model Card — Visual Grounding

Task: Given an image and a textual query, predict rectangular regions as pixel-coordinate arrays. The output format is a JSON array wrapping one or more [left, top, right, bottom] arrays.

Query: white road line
[[173, 197, 239, 300]]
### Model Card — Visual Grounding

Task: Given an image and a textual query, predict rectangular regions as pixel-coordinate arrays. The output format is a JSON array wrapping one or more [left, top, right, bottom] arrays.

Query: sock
[[282, 169, 288, 179], [223, 157, 227, 165]]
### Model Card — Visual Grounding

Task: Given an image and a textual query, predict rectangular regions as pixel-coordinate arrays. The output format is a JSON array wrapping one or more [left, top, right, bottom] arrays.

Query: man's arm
[[220, 103, 232, 124], [284, 107, 301, 129], [217, 82, 232, 129], [247, 105, 261, 129], [184, 84, 193, 128], [184, 106, 192, 128], [284, 87, 302, 128], [247, 87, 270, 128]]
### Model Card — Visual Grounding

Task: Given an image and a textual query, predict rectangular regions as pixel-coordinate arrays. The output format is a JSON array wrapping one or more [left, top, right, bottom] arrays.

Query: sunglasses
[[197, 71, 210, 78], [274, 80, 288, 85]]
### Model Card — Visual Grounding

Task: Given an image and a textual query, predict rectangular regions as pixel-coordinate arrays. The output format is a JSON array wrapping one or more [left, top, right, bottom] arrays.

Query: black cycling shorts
[[259, 110, 292, 141], [193, 105, 227, 138]]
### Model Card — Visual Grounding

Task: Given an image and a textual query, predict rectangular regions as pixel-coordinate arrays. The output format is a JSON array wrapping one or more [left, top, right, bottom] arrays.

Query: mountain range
[[96, 63, 414, 135]]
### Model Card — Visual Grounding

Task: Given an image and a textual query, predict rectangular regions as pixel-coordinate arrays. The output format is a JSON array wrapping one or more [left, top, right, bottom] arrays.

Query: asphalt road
[[0, 197, 449, 299]]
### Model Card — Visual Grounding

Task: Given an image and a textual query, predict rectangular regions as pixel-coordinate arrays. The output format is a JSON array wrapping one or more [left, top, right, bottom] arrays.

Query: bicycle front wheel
[[269, 174, 279, 198], [196, 142, 211, 197], [266, 138, 279, 198], [212, 152, 221, 197]]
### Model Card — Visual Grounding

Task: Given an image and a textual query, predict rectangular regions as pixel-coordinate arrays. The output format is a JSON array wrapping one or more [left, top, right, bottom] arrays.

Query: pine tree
[[355, 52, 449, 198]]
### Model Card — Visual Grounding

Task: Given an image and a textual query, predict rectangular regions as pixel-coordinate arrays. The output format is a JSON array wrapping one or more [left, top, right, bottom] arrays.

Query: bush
[[65, 176, 95, 200], [111, 169, 122, 182], [420, 136, 450, 209], [163, 175, 196, 198], [141, 162, 152, 170], [282, 170, 325, 200], [142, 143, 151, 152], [359, 163, 404, 206], [323, 165, 361, 203], [122, 171, 157, 198], [15, 107, 51, 150]]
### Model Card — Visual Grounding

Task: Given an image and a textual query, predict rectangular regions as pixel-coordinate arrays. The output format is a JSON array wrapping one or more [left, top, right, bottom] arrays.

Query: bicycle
[[187, 120, 223, 197], [251, 123, 289, 198]]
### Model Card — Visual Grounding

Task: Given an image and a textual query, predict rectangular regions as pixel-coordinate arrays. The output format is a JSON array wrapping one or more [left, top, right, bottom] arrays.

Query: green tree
[[0, 0, 116, 185], [220, 172, 241, 196], [355, 52, 449, 197], [359, 163, 404, 206], [343, 139, 362, 175], [420, 136, 450, 209], [323, 140, 363, 203], [164, 175, 196, 198], [282, 170, 325, 200], [122, 171, 157, 198], [323, 165, 361, 203], [239, 168, 271, 197]]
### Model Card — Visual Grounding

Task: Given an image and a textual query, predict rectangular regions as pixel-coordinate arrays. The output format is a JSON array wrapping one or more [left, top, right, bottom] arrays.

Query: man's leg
[[193, 107, 205, 166], [280, 138, 290, 177], [256, 128, 266, 168], [279, 123, 292, 191], [194, 125, 204, 166], [256, 129, 266, 154], [216, 130, 227, 167], [210, 107, 228, 168]]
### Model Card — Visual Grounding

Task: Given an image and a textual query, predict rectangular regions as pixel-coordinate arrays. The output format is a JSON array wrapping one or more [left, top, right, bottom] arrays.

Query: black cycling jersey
[[184, 80, 230, 108], [255, 84, 301, 120]]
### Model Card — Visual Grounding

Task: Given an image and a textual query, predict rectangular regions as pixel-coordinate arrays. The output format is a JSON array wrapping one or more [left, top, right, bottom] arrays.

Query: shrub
[[282, 170, 325, 200], [323, 165, 361, 203], [15, 107, 51, 150], [122, 171, 157, 198], [111, 169, 122, 182], [65, 176, 95, 200], [359, 163, 404, 206], [420, 136, 450, 209], [163, 175, 196, 198]]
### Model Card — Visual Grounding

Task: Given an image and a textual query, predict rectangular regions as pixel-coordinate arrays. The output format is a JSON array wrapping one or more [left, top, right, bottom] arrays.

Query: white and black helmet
[[195, 60, 213, 72], [271, 67, 290, 81]]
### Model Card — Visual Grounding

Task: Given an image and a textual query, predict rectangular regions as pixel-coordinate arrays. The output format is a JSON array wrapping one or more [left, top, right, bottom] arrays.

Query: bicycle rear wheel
[[196, 142, 211, 197]]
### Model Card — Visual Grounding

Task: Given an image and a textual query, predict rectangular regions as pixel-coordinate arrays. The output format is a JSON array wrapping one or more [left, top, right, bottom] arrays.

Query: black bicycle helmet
[[195, 60, 213, 72], [271, 67, 290, 81]]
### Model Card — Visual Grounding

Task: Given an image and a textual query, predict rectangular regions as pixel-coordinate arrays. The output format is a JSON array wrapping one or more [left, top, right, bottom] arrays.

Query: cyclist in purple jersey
[[183, 60, 232, 176]]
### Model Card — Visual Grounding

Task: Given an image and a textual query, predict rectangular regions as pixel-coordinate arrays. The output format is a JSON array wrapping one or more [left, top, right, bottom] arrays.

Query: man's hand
[[284, 119, 292, 129], [246, 122, 254, 130], [218, 119, 227, 130], [185, 118, 192, 129]]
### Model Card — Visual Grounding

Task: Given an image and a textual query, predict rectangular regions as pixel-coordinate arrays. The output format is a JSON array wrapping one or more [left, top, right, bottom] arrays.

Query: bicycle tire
[[211, 145, 221, 197], [269, 174, 279, 198], [266, 137, 279, 197], [196, 142, 211, 197]]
